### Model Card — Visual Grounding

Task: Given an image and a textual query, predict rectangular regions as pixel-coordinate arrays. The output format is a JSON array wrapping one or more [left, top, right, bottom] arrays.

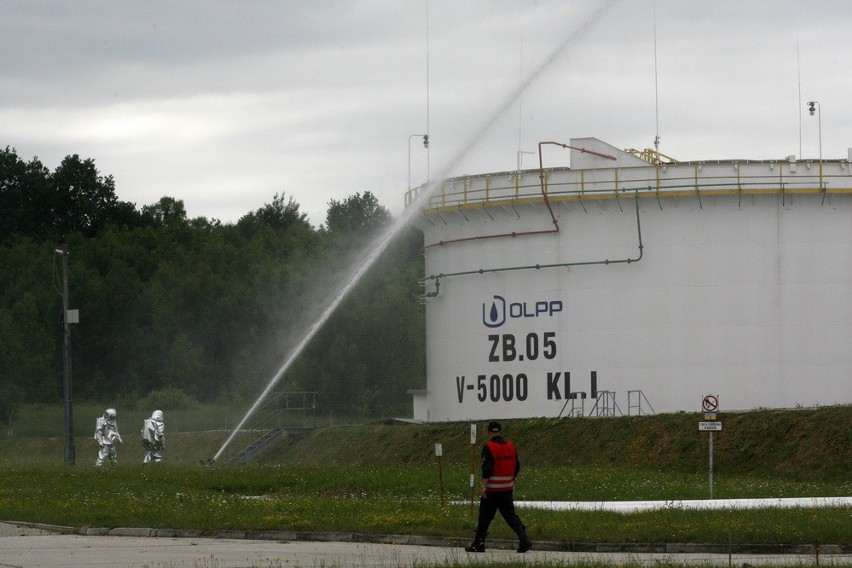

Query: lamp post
[[408, 134, 429, 190], [55, 245, 75, 465], [807, 101, 823, 197]]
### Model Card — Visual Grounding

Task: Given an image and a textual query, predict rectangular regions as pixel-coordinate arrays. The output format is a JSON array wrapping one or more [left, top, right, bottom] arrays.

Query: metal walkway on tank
[[225, 391, 316, 463]]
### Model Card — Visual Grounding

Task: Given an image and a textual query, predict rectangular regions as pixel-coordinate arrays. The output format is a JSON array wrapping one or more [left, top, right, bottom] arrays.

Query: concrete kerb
[[4, 521, 849, 555]]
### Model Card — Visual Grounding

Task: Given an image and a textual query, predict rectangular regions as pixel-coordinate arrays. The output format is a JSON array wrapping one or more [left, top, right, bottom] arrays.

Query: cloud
[[2, 1, 850, 227]]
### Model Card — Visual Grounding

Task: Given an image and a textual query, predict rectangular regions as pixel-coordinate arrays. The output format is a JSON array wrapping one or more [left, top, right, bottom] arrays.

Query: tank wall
[[421, 193, 852, 420]]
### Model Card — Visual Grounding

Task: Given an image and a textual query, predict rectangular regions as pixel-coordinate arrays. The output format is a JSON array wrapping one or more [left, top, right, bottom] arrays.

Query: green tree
[[50, 154, 118, 238], [290, 195, 424, 417], [0, 176, 426, 421], [238, 192, 312, 234], [0, 288, 57, 405], [159, 332, 208, 399], [1, 149, 137, 242], [141, 196, 188, 228], [325, 191, 390, 235], [0, 148, 52, 242]]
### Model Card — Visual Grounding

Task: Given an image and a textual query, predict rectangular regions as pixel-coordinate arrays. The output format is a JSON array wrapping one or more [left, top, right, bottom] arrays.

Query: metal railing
[[627, 390, 655, 416], [224, 391, 317, 433], [589, 391, 622, 417], [223, 391, 317, 463], [624, 147, 680, 165], [406, 161, 852, 212]]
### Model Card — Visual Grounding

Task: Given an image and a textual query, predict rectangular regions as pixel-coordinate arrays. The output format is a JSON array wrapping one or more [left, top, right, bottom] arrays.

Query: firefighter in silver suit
[[94, 408, 123, 466], [141, 409, 165, 463]]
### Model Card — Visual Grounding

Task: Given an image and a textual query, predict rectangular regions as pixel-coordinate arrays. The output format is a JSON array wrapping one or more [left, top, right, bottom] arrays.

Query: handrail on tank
[[409, 162, 851, 212]]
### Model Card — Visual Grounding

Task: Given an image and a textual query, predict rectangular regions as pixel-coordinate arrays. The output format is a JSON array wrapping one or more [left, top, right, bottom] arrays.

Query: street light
[[807, 101, 824, 201], [55, 244, 75, 465], [408, 134, 428, 190]]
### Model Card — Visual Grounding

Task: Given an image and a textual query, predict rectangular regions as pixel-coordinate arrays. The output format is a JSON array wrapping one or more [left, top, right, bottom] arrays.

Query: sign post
[[469, 424, 477, 515], [57, 245, 76, 465], [435, 443, 445, 508], [700, 395, 721, 499]]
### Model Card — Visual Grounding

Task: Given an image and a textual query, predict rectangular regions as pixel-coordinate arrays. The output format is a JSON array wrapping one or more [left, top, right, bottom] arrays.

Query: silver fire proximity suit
[[94, 408, 123, 466], [141, 409, 165, 464]]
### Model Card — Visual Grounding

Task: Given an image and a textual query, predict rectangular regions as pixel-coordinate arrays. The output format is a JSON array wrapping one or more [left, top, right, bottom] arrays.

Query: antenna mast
[[518, 34, 524, 163], [653, 0, 660, 152], [425, 0, 431, 181], [797, 36, 802, 159]]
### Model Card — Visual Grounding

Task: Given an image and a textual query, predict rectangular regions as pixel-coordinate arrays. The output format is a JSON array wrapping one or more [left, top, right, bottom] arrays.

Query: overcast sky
[[3, 1, 850, 228]]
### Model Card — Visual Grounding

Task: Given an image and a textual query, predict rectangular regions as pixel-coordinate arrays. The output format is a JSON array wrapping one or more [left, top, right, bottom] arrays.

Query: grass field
[[1, 404, 850, 551], [1, 462, 849, 546]]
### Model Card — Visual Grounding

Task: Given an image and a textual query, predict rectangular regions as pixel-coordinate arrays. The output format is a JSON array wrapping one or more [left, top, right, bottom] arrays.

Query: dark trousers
[[474, 490, 525, 541]]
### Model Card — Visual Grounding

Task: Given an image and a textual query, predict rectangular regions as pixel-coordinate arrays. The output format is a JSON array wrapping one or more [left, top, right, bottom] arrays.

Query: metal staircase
[[225, 391, 317, 463], [228, 426, 314, 463]]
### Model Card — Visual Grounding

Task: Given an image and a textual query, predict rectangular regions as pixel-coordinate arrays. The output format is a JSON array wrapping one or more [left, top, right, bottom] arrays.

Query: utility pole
[[57, 244, 75, 465]]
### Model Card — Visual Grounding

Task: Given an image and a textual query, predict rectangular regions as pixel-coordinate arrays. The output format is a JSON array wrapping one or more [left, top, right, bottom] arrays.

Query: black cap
[[487, 421, 502, 432]]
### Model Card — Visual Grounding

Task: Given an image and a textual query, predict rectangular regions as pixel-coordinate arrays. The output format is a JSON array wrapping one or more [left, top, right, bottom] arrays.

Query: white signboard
[[699, 421, 722, 431]]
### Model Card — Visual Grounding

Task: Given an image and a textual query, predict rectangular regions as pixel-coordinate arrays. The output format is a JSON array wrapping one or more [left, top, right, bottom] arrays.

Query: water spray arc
[[212, 230, 397, 462], [212, 0, 618, 461]]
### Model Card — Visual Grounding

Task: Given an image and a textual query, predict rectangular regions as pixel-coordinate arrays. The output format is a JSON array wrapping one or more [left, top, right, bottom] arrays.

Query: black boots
[[465, 529, 486, 553], [464, 539, 531, 553], [464, 533, 532, 553], [516, 526, 533, 553]]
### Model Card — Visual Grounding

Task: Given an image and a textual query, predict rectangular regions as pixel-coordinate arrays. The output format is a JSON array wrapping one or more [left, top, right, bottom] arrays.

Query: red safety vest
[[484, 440, 517, 492]]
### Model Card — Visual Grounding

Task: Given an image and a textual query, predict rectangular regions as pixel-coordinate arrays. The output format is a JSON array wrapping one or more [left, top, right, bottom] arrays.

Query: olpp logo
[[482, 295, 507, 328], [481, 295, 564, 329]]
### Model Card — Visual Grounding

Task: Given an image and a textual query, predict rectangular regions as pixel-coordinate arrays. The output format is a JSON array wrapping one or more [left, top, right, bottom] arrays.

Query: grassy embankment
[[0, 404, 849, 547]]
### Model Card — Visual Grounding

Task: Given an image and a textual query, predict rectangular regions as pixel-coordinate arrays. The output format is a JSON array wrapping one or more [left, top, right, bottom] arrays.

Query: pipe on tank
[[422, 141, 615, 252], [419, 189, 643, 299]]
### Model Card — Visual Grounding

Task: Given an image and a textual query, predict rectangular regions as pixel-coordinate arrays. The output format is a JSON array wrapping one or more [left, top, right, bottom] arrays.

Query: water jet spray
[[212, 0, 617, 462]]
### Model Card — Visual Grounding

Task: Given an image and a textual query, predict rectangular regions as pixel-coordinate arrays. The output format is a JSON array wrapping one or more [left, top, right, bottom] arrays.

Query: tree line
[[0, 146, 425, 425]]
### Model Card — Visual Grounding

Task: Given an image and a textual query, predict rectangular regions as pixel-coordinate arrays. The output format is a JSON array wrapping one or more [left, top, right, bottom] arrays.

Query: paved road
[[1, 522, 848, 567]]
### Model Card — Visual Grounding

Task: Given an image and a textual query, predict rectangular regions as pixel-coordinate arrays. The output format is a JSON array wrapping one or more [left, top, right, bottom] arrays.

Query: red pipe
[[422, 141, 615, 251]]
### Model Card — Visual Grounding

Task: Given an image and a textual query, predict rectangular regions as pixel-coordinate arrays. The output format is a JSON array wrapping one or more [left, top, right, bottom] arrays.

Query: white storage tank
[[409, 138, 852, 421]]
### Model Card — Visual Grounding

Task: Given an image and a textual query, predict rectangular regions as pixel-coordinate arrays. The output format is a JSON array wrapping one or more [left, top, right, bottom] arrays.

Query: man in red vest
[[465, 421, 533, 553]]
